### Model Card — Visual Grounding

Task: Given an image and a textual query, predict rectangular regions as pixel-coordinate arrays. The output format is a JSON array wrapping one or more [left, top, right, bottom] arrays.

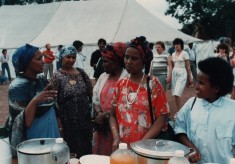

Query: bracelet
[[59, 128, 63, 131], [111, 126, 116, 130]]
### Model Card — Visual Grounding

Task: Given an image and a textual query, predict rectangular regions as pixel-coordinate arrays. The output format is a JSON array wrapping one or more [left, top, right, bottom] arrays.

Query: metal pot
[[130, 139, 195, 164], [17, 138, 57, 164]]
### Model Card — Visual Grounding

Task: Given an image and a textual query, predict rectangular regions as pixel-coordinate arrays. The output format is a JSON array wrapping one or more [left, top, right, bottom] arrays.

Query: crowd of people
[[1, 36, 235, 163]]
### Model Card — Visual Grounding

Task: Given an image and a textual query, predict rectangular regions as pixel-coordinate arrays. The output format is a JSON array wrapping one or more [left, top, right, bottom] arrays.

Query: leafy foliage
[[165, 0, 235, 41]]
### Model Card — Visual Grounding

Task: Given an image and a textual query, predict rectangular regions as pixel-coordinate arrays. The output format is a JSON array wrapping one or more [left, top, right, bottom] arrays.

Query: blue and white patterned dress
[[6, 74, 59, 156]]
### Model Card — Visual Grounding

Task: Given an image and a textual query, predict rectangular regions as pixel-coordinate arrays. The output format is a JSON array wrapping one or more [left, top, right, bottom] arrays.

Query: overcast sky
[[136, 0, 182, 29]]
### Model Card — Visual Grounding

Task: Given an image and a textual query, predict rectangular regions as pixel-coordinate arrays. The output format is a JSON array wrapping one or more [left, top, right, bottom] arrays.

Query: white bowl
[[80, 155, 110, 164]]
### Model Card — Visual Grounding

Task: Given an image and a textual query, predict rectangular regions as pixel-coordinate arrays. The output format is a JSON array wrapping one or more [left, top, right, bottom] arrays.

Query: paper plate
[[80, 155, 110, 164]]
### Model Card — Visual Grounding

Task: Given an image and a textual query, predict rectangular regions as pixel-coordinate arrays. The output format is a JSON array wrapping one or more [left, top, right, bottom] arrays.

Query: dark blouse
[[49, 68, 93, 158]]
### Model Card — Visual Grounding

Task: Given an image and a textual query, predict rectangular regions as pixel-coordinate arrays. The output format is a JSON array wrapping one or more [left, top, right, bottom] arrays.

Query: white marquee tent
[[0, 0, 207, 78], [0, 0, 200, 49]]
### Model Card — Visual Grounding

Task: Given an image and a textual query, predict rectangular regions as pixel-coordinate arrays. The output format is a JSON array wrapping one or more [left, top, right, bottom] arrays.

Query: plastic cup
[[69, 158, 79, 164], [0, 137, 12, 159], [0, 155, 12, 164]]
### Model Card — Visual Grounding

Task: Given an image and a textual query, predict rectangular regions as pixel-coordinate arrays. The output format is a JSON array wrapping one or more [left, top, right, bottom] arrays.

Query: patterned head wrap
[[59, 45, 77, 60], [12, 44, 39, 74], [128, 36, 153, 74], [128, 39, 146, 62], [102, 42, 126, 60], [102, 42, 127, 67]]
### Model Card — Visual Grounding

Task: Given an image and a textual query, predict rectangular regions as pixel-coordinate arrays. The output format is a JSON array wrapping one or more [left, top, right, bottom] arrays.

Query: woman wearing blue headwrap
[[5, 44, 60, 156], [49, 45, 93, 158]]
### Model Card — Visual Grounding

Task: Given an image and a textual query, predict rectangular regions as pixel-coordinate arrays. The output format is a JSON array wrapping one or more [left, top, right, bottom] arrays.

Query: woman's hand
[[32, 84, 57, 104], [93, 112, 107, 125], [25, 88, 57, 128], [112, 137, 120, 152], [32, 90, 57, 104], [187, 76, 194, 87], [166, 76, 171, 83]]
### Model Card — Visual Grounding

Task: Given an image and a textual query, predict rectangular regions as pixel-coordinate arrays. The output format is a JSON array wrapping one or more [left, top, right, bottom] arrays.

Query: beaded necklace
[[126, 74, 145, 105]]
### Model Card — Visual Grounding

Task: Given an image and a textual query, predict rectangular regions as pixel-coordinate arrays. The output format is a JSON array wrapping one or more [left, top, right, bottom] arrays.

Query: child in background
[[175, 57, 235, 164]]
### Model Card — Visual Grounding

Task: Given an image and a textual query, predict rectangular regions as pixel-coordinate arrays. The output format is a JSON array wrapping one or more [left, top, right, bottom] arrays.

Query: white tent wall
[[29, 0, 200, 45], [0, 0, 204, 79], [195, 40, 219, 64], [0, 0, 200, 49], [31, 1, 127, 46], [0, 3, 60, 49]]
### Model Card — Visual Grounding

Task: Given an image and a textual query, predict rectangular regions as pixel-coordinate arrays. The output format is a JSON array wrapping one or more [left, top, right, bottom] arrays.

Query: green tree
[[165, 0, 235, 41]]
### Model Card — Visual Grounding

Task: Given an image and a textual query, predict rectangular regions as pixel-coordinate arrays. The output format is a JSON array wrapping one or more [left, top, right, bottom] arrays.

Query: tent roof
[[0, 0, 200, 49]]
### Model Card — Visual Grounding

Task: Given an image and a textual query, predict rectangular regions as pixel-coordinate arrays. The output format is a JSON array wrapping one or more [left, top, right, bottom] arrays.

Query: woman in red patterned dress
[[109, 37, 170, 150], [92, 42, 128, 155]]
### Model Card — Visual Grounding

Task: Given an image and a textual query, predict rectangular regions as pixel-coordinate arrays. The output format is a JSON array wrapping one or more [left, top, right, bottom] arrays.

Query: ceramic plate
[[80, 155, 110, 164]]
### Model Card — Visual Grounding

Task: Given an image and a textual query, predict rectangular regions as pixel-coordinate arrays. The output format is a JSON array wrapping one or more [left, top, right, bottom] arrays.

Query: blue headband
[[59, 45, 77, 60], [12, 44, 39, 74]]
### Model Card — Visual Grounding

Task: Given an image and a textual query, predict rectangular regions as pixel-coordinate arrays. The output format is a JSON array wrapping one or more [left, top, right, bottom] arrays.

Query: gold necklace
[[125, 74, 145, 105], [68, 75, 77, 85]]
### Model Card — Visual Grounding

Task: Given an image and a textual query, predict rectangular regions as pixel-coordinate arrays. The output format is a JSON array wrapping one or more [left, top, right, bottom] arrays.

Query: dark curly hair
[[128, 36, 153, 74], [2, 49, 7, 54], [216, 43, 228, 53], [98, 38, 106, 45], [198, 57, 234, 96], [173, 38, 184, 50], [73, 40, 83, 50]]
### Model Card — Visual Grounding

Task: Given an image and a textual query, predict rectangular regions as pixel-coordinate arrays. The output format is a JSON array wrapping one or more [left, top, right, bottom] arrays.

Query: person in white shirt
[[73, 40, 86, 69], [0, 49, 11, 81], [150, 41, 172, 91], [55, 45, 63, 70], [170, 38, 193, 112]]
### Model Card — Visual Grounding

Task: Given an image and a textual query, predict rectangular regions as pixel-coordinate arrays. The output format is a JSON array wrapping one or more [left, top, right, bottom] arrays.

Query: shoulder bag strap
[[147, 76, 154, 124], [191, 97, 197, 111]]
